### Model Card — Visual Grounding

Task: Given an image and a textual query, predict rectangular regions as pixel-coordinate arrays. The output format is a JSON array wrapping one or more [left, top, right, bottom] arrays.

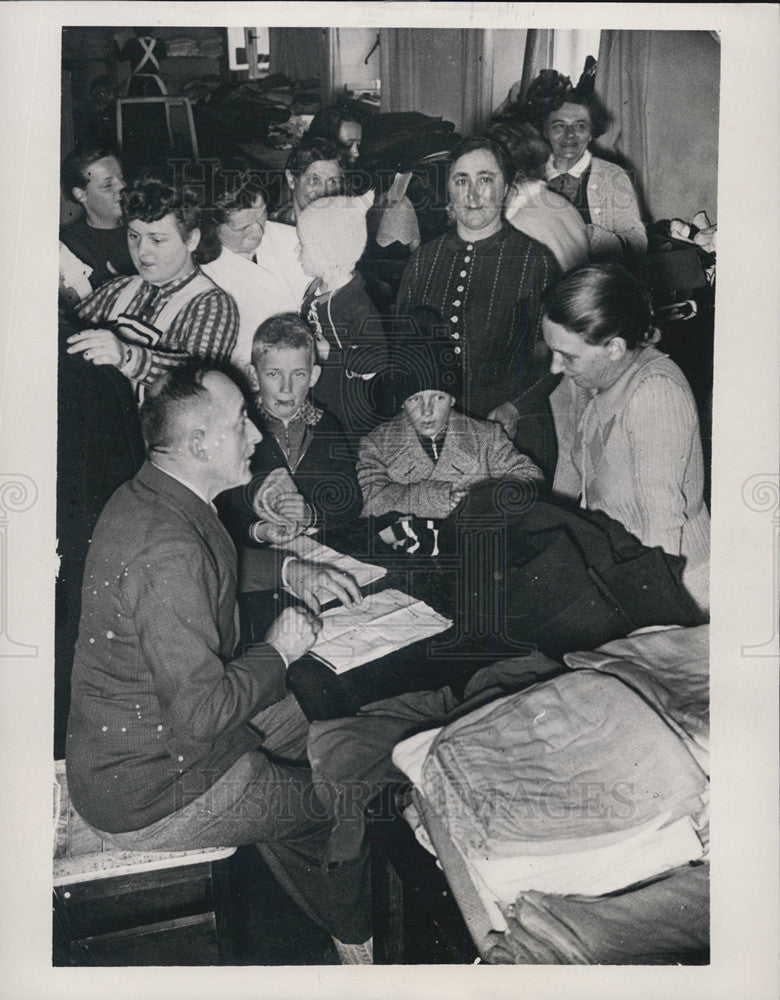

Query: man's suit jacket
[[357, 410, 543, 520], [65, 461, 287, 834]]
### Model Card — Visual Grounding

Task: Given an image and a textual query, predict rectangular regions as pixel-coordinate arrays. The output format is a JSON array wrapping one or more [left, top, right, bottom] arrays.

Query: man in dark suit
[[65, 363, 372, 959]]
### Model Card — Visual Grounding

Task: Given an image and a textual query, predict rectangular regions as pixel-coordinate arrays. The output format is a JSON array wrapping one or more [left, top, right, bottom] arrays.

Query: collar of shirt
[[260, 399, 321, 429], [139, 266, 200, 299], [447, 221, 509, 251], [503, 178, 547, 215], [414, 424, 448, 455], [544, 149, 592, 181], [149, 461, 216, 510], [574, 347, 663, 426]]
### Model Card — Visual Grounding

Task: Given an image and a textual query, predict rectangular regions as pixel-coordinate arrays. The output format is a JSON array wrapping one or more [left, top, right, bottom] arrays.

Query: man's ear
[[186, 227, 201, 254], [606, 337, 627, 361], [244, 362, 260, 394], [72, 186, 87, 208], [188, 427, 208, 462], [308, 364, 321, 389]]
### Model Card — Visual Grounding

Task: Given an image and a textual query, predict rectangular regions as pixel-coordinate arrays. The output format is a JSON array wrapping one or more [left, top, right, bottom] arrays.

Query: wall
[[597, 30, 720, 224], [338, 28, 379, 94], [378, 28, 553, 131], [490, 29, 527, 112], [644, 32, 720, 222], [408, 29, 470, 130]]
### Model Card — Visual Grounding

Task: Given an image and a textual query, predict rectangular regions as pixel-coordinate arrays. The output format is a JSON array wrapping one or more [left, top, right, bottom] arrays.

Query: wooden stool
[[53, 761, 235, 966]]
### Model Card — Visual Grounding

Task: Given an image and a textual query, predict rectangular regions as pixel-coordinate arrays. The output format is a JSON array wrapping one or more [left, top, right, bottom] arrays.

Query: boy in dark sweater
[[220, 313, 363, 551]]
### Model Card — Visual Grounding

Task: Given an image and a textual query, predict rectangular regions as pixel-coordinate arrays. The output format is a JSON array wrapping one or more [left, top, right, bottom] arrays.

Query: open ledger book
[[273, 536, 451, 674]]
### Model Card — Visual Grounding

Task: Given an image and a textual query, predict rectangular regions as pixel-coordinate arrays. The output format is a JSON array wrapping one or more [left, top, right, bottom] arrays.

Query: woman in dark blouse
[[396, 136, 560, 476]]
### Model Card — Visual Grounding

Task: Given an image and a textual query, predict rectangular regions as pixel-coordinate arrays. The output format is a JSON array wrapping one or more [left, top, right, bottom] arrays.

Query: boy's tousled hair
[[251, 313, 316, 370]]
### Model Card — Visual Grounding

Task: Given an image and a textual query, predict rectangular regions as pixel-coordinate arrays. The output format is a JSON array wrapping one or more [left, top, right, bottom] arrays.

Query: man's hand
[[251, 519, 304, 545], [66, 328, 124, 367], [264, 607, 322, 665], [486, 401, 520, 440], [285, 559, 362, 615]]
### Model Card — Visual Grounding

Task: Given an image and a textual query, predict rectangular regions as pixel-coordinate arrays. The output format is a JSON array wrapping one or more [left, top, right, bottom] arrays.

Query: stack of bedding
[[392, 625, 710, 960]]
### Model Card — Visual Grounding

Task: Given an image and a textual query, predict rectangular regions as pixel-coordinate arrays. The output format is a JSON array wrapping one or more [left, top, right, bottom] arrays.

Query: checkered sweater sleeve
[[75, 275, 131, 324]]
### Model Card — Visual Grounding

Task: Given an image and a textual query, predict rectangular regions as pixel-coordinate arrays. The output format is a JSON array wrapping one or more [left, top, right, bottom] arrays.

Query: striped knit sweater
[[550, 346, 710, 608]]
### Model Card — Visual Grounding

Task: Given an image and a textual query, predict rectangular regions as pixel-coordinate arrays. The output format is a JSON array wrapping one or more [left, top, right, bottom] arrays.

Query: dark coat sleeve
[[217, 412, 363, 544]]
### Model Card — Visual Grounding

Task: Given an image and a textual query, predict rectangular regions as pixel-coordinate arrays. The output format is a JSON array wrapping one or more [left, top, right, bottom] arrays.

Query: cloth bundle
[[391, 624, 710, 958], [393, 664, 707, 918]]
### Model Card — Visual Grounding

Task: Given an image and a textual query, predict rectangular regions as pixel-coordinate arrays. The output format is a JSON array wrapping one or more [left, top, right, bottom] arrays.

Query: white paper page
[[274, 534, 388, 599], [309, 589, 452, 674]]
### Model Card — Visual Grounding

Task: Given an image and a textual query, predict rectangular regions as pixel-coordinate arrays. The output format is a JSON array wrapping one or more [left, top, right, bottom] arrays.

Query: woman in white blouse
[[488, 121, 590, 273]]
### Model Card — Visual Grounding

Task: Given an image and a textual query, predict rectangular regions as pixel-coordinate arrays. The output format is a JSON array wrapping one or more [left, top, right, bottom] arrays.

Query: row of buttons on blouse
[[448, 243, 473, 355]]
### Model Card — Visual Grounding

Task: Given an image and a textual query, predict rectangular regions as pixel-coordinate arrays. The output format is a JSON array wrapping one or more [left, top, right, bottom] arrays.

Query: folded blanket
[[563, 624, 709, 773], [420, 670, 707, 857]]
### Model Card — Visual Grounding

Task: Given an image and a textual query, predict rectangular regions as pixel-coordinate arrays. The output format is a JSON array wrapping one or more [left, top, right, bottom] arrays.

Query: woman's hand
[[313, 333, 331, 361], [66, 328, 124, 367], [486, 401, 519, 440]]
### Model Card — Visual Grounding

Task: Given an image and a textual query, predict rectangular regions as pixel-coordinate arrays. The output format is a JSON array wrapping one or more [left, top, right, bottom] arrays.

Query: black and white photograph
[[0, 3, 777, 999]]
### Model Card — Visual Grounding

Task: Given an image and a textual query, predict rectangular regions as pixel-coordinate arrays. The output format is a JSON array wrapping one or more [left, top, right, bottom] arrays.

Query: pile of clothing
[[197, 76, 322, 143], [393, 625, 710, 964]]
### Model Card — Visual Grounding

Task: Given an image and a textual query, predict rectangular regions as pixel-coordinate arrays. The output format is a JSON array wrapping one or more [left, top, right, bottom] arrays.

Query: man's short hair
[[122, 176, 220, 264], [61, 147, 120, 201], [140, 362, 213, 453], [251, 313, 316, 370], [211, 175, 266, 226]]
